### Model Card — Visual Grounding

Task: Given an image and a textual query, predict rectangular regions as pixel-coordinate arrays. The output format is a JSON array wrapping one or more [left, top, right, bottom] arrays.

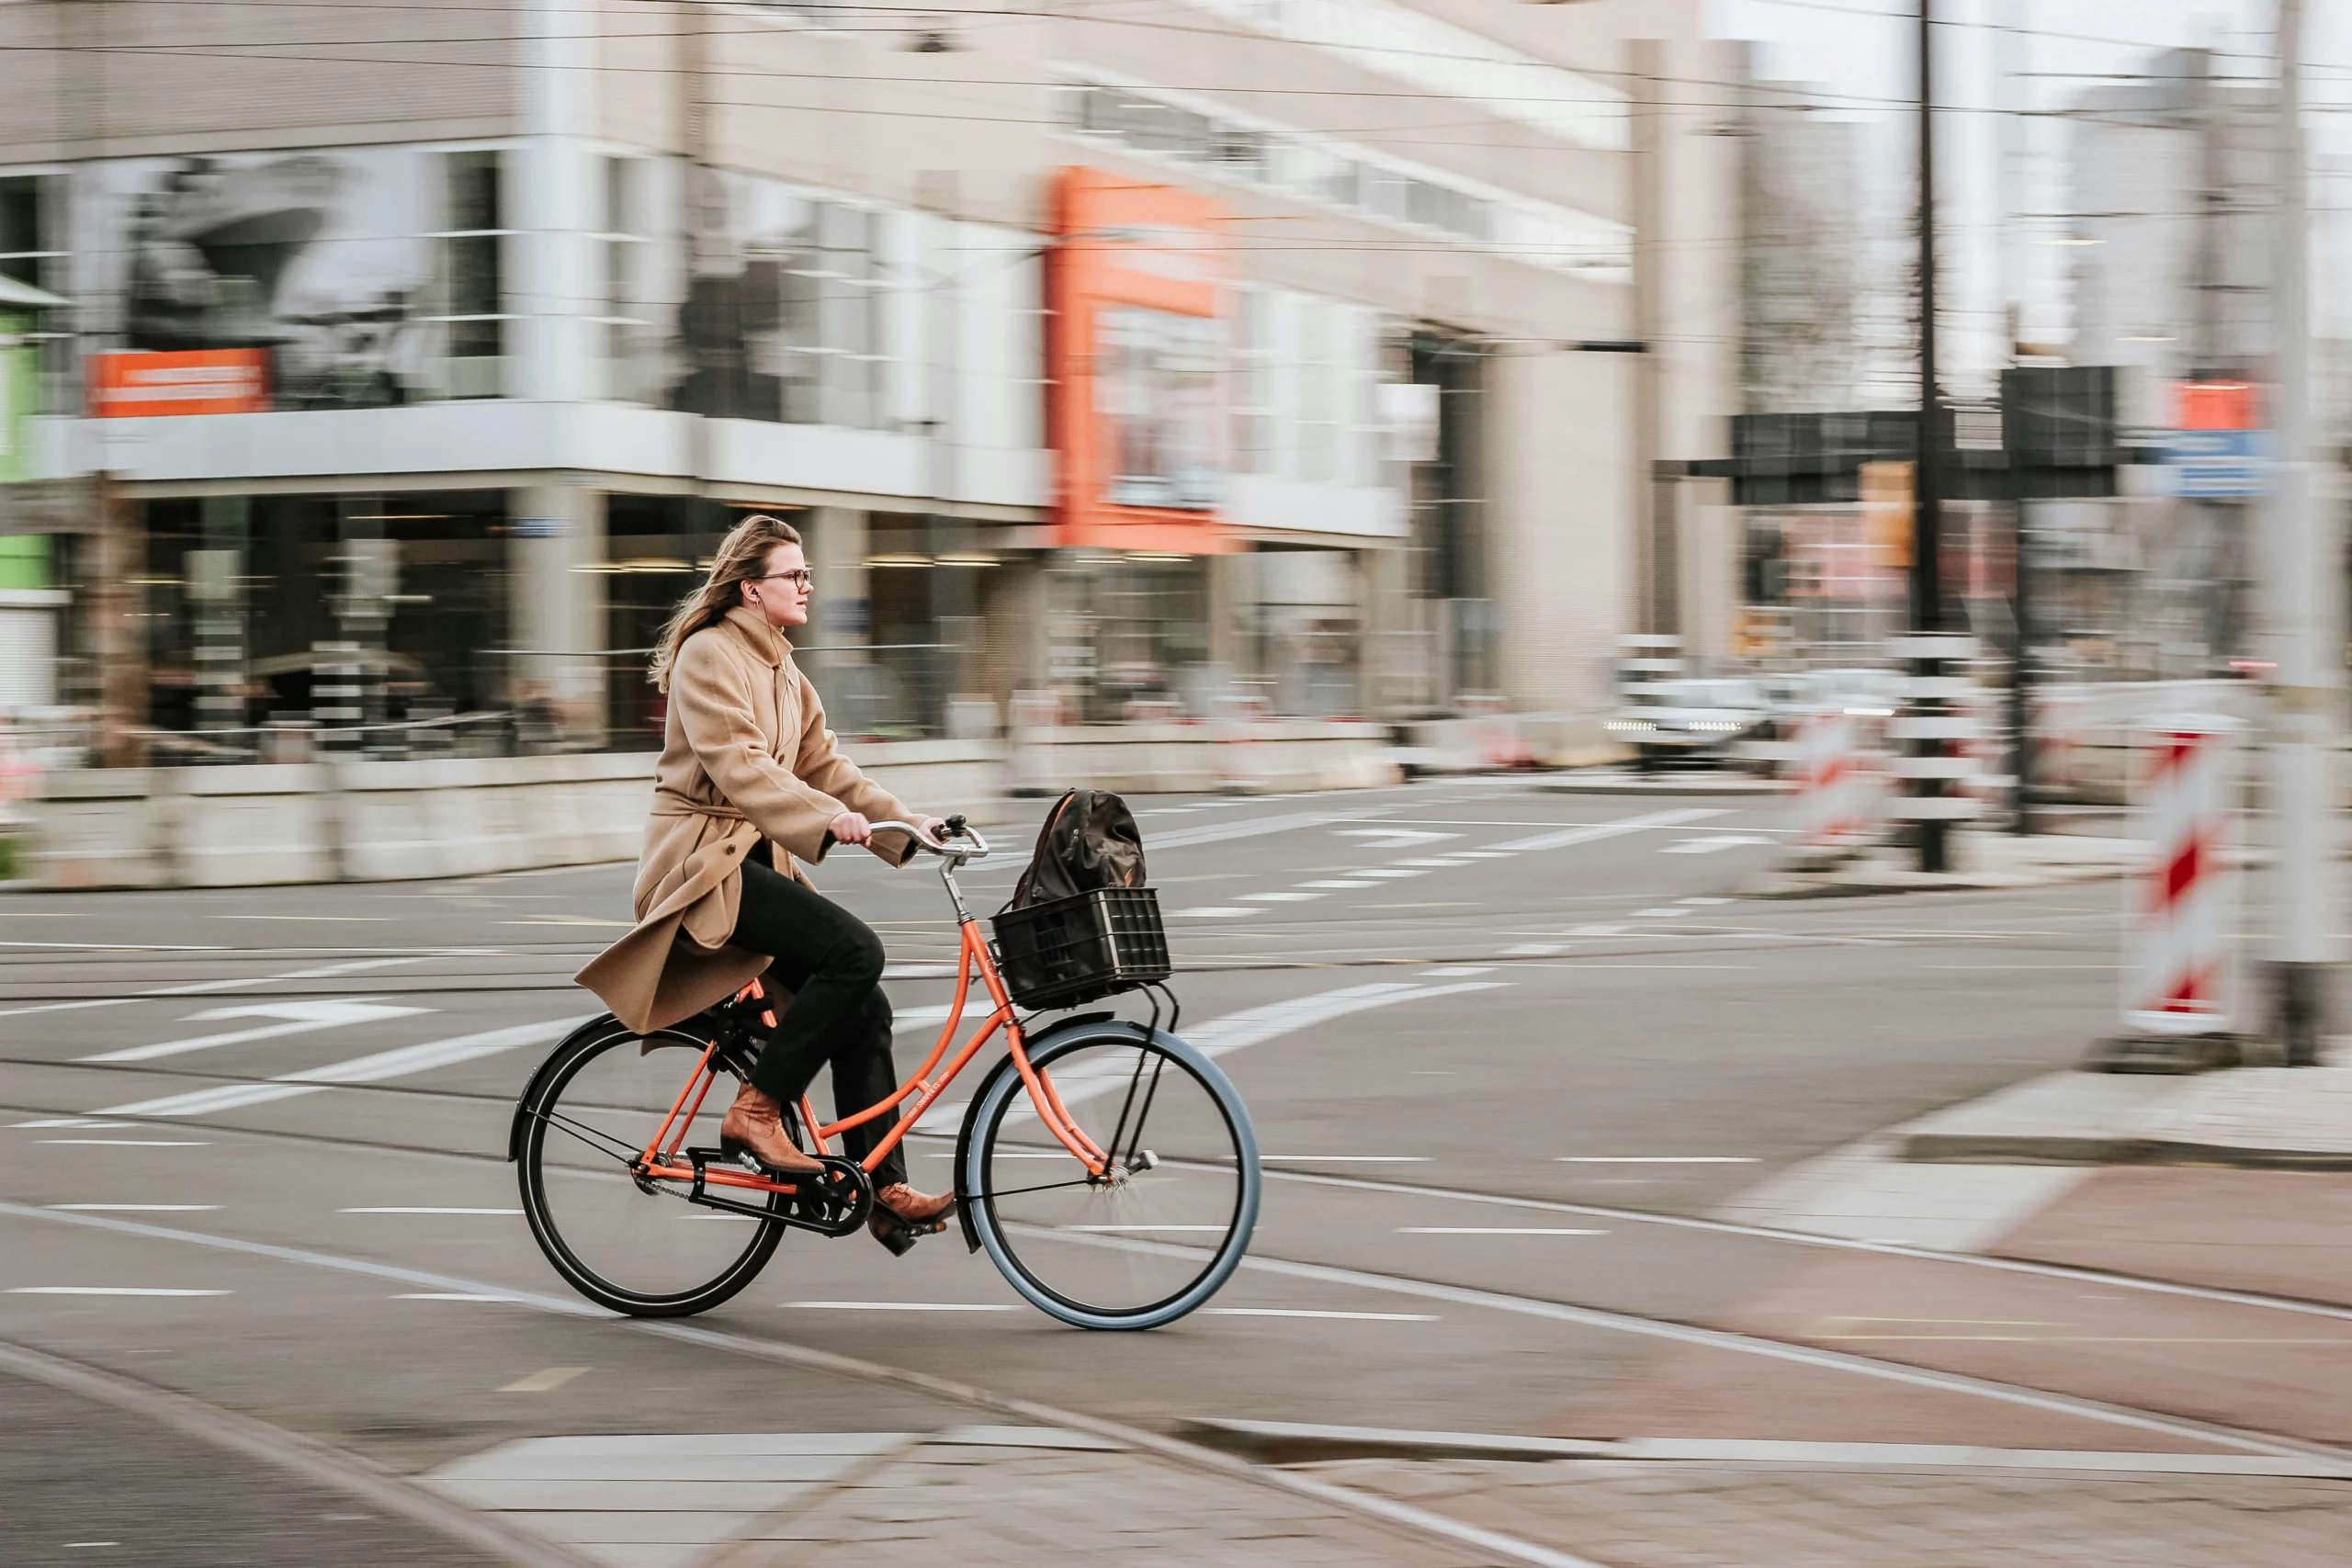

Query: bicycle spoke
[[969, 1032, 1255, 1325], [518, 1028, 782, 1314]]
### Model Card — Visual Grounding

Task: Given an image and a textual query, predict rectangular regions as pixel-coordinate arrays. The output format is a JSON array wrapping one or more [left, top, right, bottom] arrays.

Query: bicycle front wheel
[[963, 1023, 1259, 1330], [515, 1021, 786, 1318]]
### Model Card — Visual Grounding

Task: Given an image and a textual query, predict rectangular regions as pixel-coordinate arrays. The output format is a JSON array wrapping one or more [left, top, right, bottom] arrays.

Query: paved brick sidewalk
[[1320, 1456, 2352, 1568], [709, 1441, 1481, 1568]]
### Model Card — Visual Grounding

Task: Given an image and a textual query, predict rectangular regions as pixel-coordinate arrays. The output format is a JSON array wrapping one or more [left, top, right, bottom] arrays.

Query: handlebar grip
[[944, 814, 968, 839]]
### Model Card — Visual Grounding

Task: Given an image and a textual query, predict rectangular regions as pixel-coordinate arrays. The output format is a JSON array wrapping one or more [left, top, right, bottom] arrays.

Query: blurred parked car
[[1606, 678, 1771, 771]]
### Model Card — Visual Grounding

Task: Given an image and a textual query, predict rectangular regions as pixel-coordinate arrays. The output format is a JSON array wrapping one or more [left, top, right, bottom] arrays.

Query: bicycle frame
[[629, 838, 1112, 1203]]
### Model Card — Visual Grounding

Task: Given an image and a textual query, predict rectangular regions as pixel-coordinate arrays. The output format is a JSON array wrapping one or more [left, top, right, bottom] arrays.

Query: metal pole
[[2007, 390, 2034, 835], [2266, 0, 2335, 1064], [1906, 0, 1952, 872]]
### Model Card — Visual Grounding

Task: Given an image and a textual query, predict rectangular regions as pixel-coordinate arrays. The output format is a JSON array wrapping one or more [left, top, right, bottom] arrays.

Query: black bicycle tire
[[515, 1022, 786, 1318], [962, 1025, 1260, 1330]]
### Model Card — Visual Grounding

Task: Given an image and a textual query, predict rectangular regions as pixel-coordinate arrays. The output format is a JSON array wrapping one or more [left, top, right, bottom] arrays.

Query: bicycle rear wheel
[[515, 1020, 786, 1317], [962, 1023, 1259, 1330]]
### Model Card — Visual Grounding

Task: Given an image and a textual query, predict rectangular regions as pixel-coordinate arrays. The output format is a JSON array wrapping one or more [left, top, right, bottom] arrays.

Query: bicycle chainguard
[[781, 1154, 874, 1237], [680, 1148, 873, 1236]]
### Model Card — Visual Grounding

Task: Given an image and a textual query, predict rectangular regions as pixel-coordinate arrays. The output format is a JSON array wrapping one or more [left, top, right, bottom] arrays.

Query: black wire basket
[[991, 886, 1171, 1010]]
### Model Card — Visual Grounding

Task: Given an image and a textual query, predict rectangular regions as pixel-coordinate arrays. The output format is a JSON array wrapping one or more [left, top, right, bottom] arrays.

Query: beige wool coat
[[575, 605, 916, 1033]]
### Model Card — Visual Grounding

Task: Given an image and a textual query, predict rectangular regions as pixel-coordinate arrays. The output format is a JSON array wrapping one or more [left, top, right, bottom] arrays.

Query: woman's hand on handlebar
[[831, 813, 955, 850]]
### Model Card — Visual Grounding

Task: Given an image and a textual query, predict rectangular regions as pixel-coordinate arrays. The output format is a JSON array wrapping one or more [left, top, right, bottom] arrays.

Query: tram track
[[4, 1184, 2348, 1568], [5, 1085, 2349, 1446]]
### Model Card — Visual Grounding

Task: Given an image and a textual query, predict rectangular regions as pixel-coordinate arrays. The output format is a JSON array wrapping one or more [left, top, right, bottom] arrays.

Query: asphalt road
[[3, 776, 2284, 1566]]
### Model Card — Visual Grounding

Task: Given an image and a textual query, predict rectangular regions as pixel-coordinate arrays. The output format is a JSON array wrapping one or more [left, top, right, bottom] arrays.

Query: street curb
[[1904, 1132, 2352, 1170], [1176, 1419, 2352, 1478]]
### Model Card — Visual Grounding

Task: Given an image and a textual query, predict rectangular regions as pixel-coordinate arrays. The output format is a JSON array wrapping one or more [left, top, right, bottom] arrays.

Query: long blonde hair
[[649, 513, 804, 692]]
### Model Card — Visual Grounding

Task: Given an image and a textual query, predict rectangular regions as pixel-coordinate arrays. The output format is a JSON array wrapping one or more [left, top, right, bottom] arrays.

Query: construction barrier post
[[2087, 714, 2244, 1072]]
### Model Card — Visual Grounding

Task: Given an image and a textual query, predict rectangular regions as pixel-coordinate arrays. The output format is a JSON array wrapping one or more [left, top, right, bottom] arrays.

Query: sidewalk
[[1741, 831, 2146, 897], [1898, 1061, 2352, 1169]]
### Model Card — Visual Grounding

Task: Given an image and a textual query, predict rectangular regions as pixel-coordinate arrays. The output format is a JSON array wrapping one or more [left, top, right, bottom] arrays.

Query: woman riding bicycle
[[576, 513, 956, 1252]]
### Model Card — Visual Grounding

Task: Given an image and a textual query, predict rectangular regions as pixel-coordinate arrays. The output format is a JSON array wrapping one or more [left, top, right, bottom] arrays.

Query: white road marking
[[1633, 908, 1692, 919], [1661, 835, 1774, 855], [1398, 1227, 1608, 1236], [917, 978, 1510, 1134], [397, 1292, 524, 1302], [0, 954, 428, 1020], [1558, 1156, 1759, 1164], [1504, 943, 1566, 956], [785, 1301, 1015, 1312], [1331, 829, 1460, 849], [1567, 924, 1628, 937], [1299, 880, 1378, 889], [1459, 851, 1516, 859], [1242, 891, 1326, 902], [81, 998, 434, 1064], [341, 1207, 524, 1215], [38, 1139, 211, 1147], [8, 1286, 230, 1296], [891, 1002, 956, 1034], [45, 1204, 220, 1213], [94, 1015, 597, 1118], [1487, 807, 1730, 854], [1263, 1155, 1430, 1163], [1418, 965, 1496, 977], [1171, 906, 1261, 919], [1148, 804, 1402, 850], [1681, 897, 1736, 906], [11, 1119, 136, 1129], [1062, 1224, 1232, 1232], [1204, 1308, 1435, 1321], [882, 964, 960, 979], [215, 914, 389, 922], [1355, 868, 1427, 879], [499, 1367, 590, 1393]]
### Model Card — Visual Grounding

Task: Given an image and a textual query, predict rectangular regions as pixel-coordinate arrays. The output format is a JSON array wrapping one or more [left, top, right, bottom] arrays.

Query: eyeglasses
[[750, 569, 814, 590]]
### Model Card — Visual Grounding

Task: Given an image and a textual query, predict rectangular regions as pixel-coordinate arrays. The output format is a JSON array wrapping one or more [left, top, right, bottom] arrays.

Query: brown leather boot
[[718, 1082, 823, 1176], [868, 1183, 955, 1255]]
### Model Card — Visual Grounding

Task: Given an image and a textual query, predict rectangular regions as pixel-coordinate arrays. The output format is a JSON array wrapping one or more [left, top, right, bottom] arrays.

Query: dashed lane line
[[91, 1016, 597, 1119], [0, 955, 431, 1020]]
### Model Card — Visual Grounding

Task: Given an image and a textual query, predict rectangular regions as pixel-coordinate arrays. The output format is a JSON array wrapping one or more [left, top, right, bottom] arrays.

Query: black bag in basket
[[1008, 789, 1145, 909], [993, 790, 1168, 1009]]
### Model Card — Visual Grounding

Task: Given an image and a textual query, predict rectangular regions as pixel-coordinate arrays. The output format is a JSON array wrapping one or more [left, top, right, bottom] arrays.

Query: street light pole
[[1901, 0, 1959, 872], [2266, 0, 2335, 1063]]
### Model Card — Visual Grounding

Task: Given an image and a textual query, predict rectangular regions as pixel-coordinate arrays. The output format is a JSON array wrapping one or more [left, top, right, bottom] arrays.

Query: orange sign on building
[[88, 349, 271, 417], [1046, 166, 1235, 553]]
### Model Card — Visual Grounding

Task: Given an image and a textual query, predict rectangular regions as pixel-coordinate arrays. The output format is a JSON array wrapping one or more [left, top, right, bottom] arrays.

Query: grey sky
[[1702, 0, 2346, 396]]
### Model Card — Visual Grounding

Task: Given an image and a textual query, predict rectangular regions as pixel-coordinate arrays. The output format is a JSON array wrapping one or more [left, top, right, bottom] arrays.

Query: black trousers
[[729, 846, 907, 1187]]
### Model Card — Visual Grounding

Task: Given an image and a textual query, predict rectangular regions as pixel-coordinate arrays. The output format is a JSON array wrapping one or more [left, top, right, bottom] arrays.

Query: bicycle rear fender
[[949, 1010, 1120, 1254], [505, 1013, 624, 1162]]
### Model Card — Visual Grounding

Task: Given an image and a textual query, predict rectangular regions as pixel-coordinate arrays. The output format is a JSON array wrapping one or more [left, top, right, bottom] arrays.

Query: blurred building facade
[[0, 0, 1739, 756], [2055, 47, 2274, 681]]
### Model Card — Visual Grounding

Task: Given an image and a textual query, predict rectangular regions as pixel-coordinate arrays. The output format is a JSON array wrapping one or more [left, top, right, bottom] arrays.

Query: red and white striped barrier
[[1792, 707, 1882, 849], [2122, 715, 2242, 1036]]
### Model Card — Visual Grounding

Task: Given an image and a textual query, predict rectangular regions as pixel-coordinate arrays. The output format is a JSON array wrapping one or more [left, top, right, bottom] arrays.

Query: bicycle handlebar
[[870, 818, 990, 860]]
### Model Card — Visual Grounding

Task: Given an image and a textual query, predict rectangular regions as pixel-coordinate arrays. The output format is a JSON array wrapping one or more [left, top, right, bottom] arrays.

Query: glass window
[[425, 151, 512, 399], [597, 157, 657, 403], [1232, 288, 1277, 477], [1101, 307, 1221, 510], [0, 173, 68, 390]]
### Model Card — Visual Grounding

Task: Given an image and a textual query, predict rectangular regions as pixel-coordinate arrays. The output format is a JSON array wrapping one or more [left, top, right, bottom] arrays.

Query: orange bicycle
[[509, 818, 1261, 1329]]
